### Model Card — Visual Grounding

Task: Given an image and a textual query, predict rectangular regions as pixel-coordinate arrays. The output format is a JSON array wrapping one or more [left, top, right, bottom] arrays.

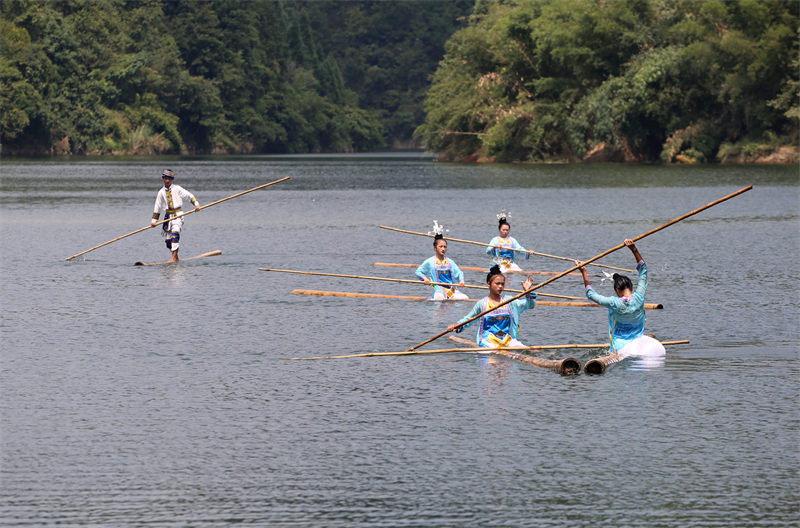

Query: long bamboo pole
[[374, 262, 585, 277], [290, 342, 612, 360], [379, 225, 634, 273], [293, 289, 445, 301], [260, 267, 584, 300], [406, 186, 753, 352], [290, 289, 663, 309], [65, 176, 290, 260], [289, 338, 689, 362]]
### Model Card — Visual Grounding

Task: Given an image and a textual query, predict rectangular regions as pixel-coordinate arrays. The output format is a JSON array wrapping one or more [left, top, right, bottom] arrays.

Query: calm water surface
[[1, 156, 798, 527]]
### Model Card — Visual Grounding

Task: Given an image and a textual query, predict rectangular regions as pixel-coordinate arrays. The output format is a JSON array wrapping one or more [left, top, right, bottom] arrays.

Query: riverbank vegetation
[[0, 0, 471, 156], [416, 0, 798, 163], [2, 0, 797, 163]]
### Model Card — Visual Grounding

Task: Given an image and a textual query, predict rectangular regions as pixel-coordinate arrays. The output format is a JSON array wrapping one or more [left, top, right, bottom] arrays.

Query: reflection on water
[[475, 354, 515, 391], [625, 355, 667, 371]]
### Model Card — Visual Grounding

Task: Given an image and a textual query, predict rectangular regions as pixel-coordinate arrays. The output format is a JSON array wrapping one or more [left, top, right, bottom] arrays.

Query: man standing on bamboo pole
[[150, 169, 201, 263]]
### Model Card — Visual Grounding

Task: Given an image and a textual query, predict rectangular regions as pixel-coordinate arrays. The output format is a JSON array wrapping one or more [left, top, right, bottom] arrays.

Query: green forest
[[0, 0, 472, 156], [417, 0, 799, 163], [1, 0, 798, 163]]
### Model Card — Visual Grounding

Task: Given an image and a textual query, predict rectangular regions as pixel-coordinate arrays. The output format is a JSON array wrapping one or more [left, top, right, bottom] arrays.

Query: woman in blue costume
[[487, 213, 529, 276], [576, 239, 665, 357], [416, 234, 469, 301], [447, 265, 537, 347]]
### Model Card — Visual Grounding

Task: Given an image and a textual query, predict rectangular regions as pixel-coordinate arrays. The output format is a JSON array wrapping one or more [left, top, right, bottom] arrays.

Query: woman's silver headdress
[[428, 220, 449, 236], [496, 210, 511, 221]]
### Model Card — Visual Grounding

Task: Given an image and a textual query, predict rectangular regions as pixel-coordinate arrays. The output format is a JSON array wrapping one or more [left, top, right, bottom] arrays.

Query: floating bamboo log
[[497, 349, 580, 375], [448, 335, 581, 375], [583, 339, 691, 375], [134, 249, 222, 266], [583, 354, 622, 375], [292, 289, 468, 301]]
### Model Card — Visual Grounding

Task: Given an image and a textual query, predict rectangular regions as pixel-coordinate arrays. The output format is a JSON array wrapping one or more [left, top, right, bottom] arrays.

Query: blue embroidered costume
[[585, 260, 648, 353], [487, 236, 529, 271], [416, 257, 468, 300], [456, 292, 537, 347]]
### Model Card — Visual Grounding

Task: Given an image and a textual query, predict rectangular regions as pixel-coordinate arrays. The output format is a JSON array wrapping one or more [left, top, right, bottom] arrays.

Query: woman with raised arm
[[447, 265, 537, 347], [577, 240, 665, 357]]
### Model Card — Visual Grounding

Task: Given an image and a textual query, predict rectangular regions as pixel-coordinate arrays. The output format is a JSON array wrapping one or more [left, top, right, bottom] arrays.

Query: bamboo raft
[[448, 335, 581, 375]]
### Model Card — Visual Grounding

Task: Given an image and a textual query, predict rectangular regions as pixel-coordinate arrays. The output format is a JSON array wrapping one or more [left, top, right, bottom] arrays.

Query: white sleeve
[[153, 190, 164, 215]]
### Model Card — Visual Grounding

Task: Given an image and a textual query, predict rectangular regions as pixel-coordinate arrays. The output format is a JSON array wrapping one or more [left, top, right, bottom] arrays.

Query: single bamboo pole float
[[293, 289, 463, 301], [495, 348, 581, 375], [290, 289, 663, 309], [407, 186, 753, 352], [64, 177, 290, 260], [374, 262, 585, 277], [260, 267, 584, 300], [134, 249, 222, 266], [583, 340, 691, 375], [583, 354, 621, 375], [379, 226, 634, 273]]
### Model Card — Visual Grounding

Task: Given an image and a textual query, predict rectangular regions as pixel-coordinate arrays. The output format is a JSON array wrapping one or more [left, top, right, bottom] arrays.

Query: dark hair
[[613, 273, 633, 294], [498, 218, 509, 229], [433, 233, 445, 247], [486, 264, 503, 284]]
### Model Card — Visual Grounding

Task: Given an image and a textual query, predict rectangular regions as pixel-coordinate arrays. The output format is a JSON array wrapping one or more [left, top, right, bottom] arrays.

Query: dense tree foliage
[[3, 0, 796, 162], [0, 0, 471, 155], [416, 0, 799, 162]]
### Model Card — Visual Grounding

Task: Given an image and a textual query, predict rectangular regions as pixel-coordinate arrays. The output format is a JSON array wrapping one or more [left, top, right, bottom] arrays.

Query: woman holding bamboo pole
[[415, 234, 469, 300], [447, 265, 537, 348], [576, 240, 665, 357], [486, 212, 529, 276]]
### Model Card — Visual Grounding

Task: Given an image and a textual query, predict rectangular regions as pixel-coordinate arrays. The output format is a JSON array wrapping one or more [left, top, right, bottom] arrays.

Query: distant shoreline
[[1, 145, 797, 165]]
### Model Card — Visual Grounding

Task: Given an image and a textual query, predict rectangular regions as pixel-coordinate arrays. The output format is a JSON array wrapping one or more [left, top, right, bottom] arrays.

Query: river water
[[1, 155, 798, 527]]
